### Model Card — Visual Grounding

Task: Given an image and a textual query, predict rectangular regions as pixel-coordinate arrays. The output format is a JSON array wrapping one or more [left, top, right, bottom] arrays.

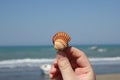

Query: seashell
[[52, 32, 71, 51]]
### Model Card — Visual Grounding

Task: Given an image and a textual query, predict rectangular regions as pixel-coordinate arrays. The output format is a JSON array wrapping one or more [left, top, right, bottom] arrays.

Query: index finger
[[65, 46, 91, 67]]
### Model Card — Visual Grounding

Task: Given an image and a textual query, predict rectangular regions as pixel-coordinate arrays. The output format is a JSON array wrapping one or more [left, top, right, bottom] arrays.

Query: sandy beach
[[97, 73, 120, 80]]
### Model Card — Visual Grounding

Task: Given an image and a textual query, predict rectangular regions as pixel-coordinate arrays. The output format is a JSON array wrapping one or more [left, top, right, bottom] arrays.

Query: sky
[[0, 0, 120, 46]]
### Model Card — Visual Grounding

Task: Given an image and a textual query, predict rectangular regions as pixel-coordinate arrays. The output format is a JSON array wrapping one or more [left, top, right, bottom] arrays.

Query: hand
[[49, 47, 96, 80]]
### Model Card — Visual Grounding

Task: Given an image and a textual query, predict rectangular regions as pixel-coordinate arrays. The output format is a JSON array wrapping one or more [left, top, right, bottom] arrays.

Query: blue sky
[[0, 0, 120, 46]]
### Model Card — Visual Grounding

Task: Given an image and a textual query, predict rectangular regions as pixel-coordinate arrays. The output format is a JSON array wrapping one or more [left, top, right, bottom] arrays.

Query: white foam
[[0, 58, 54, 68], [90, 57, 120, 61], [0, 58, 54, 64], [89, 57, 120, 65], [0, 57, 120, 68]]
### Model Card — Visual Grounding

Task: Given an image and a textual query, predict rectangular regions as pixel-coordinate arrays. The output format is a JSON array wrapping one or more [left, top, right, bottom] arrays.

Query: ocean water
[[0, 45, 120, 80]]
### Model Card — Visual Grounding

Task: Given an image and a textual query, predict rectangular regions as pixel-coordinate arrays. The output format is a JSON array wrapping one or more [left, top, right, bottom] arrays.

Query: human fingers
[[65, 47, 91, 67], [49, 59, 59, 79], [65, 47, 95, 80], [56, 51, 76, 80]]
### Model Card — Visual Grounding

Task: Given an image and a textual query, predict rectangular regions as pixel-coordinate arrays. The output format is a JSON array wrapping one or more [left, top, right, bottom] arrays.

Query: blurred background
[[0, 0, 120, 46], [0, 0, 120, 80]]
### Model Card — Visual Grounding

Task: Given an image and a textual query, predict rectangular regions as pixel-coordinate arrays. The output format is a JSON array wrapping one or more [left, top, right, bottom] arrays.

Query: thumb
[[56, 51, 75, 80]]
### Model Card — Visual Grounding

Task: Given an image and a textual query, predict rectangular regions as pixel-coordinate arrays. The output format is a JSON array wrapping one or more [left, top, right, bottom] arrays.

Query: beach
[[97, 73, 120, 80], [0, 45, 120, 80]]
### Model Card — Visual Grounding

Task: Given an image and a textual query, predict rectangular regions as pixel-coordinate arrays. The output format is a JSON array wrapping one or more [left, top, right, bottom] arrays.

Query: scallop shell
[[52, 32, 71, 51]]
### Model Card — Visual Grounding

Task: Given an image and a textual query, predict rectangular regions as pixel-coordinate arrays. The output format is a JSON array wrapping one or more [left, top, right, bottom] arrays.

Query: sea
[[0, 44, 120, 80]]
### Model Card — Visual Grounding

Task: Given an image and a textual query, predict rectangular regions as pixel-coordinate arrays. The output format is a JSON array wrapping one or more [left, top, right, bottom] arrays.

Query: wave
[[0, 58, 54, 69], [89, 57, 120, 65], [90, 57, 120, 61], [0, 57, 120, 69]]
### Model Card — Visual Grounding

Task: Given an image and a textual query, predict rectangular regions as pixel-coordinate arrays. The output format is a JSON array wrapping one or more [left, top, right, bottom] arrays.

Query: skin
[[49, 47, 96, 80]]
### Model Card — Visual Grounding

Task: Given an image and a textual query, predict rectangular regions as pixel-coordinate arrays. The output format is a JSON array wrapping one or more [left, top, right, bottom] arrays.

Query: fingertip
[[50, 64, 57, 73], [49, 73, 54, 79], [49, 59, 59, 79], [49, 66, 56, 79], [66, 46, 85, 57]]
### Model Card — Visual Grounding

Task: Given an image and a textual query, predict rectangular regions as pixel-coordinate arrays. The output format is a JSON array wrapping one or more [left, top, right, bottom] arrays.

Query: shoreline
[[96, 73, 120, 80]]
